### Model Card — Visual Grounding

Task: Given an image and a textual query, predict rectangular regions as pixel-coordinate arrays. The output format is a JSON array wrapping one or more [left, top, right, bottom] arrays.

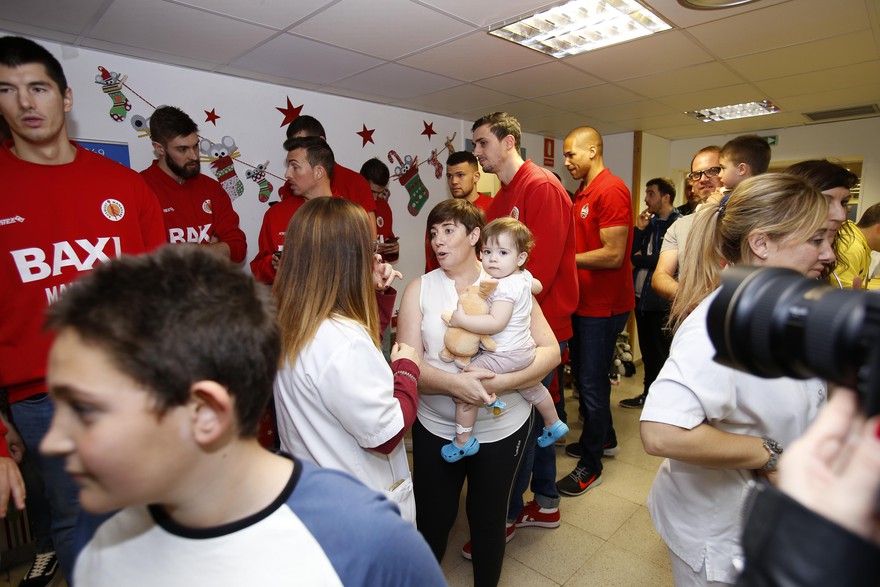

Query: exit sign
[[762, 135, 778, 146]]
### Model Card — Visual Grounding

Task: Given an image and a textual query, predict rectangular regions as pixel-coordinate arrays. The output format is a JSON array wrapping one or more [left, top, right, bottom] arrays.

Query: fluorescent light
[[489, 0, 672, 58], [685, 100, 781, 122]]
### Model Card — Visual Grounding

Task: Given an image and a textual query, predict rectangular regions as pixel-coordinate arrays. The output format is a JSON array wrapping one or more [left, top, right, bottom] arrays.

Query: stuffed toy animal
[[439, 280, 497, 369]]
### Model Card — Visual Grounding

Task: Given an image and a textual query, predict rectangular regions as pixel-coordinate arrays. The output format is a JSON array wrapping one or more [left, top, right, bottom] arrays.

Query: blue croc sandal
[[441, 437, 480, 462], [537, 420, 569, 448]]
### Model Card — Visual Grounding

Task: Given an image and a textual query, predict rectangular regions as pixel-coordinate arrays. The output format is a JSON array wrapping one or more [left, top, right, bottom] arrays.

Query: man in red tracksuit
[[0, 36, 165, 584], [140, 106, 247, 264]]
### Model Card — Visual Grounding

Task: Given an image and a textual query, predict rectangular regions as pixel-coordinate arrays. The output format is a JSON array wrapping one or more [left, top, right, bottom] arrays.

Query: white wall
[[14, 34, 572, 297]]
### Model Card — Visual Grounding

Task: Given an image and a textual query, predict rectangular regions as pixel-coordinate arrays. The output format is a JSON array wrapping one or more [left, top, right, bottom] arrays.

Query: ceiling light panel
[[686, 100, 780, 121], [489, 0, 672, 58]]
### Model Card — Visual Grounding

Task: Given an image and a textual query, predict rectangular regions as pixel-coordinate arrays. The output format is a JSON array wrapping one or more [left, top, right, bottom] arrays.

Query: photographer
[[737, 388, 880, 587], [639, 174, 835, 586]]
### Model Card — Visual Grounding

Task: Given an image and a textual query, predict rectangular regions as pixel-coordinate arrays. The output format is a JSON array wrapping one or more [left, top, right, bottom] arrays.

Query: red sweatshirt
[[0, 141, 165, 456], [141, 161, 247, 263]]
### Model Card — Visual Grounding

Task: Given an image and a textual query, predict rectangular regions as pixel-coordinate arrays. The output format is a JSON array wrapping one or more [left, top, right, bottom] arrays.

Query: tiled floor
[[0, 374, 670, 587], [442, 374, 674, 586]]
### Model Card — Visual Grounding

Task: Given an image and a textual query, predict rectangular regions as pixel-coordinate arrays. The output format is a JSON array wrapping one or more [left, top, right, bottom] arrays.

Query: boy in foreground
[[39, 246, 444, 586]]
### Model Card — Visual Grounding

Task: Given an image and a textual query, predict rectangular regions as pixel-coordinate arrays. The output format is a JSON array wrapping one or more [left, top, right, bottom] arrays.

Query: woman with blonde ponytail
[[640, 173, 836, 586]]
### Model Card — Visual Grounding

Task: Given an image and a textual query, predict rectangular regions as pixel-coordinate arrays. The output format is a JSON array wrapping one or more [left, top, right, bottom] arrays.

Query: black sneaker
[[565, 441, 619, 458], [557, 466, 602, 496], [619, 393, 647, 409], [19, 550, 58, 587]]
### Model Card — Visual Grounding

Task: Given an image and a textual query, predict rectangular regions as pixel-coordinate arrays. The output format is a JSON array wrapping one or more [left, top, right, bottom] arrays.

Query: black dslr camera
[[707, 266, 880, 417]]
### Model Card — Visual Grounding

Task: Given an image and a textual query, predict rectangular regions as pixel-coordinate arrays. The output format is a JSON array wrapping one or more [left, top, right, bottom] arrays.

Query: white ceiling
[[1, 0, 879, 139]]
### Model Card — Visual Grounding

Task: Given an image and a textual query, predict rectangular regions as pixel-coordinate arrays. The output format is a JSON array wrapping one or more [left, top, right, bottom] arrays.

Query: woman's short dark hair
[[426, 199, 486, 251]]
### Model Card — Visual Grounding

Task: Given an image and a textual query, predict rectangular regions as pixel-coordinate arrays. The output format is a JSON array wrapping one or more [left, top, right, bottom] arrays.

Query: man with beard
[[141, 106, 246, 263]]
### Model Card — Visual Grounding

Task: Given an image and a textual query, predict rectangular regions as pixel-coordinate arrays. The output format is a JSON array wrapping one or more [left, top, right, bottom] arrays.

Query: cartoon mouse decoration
[[245, 161, 274, 203], [200, 136, 244, 202], [130, 114, 150, 138], [94, 66, 131, 122]]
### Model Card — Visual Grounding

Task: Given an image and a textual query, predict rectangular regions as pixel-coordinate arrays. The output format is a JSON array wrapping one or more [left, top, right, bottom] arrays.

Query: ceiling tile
[[0, 0, 109, 36], [458, 100, 567, 123], [173, 0, 336, 29], [475, 62, 601, 98], [0, 21, 77, 44], [726, 30, 879, 82], [657, 84, 766, 112], [217, 66, 321, 92], [332, 62, 461, 100], [563, 30, 713, 82], [630, 112, 699, 130], [580, 100, 679, 123], [89, 0, 276, 64], [617, 62, 744, 98], [230, 33, 383, 85], [80, 38, 220, 71], [639, 0, 792, 29], [774, 84, 880, 113], [687, 0, 869, 59], [404, 84, 517, 114], [400, 31, 551, 82], [755, 61, 880, 99], [533, 84, 642, 111], [417, 0, 562, 28], [291, 0, 473, 60]]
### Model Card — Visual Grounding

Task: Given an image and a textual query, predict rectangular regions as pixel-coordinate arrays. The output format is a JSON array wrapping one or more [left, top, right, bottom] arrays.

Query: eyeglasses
[[687, 166, 722, 181]]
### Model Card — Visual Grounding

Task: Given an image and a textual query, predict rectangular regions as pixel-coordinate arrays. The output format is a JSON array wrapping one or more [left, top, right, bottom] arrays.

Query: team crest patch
[[510, 206, 520, 220], [102, 199, 125, 221], [580, 203, 589, 218], [202, 199, 213, 214]]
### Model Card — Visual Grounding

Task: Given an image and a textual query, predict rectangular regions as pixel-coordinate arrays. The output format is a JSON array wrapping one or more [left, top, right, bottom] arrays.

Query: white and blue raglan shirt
[[72, 457, 444, 586]]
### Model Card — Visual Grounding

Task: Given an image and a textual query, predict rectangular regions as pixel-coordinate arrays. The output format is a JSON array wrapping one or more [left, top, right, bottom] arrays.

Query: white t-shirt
[[274, 317, 413, 521], [487, 269, 534, 352], [641, 289, 826, 584], [417, 268, 530, 442]]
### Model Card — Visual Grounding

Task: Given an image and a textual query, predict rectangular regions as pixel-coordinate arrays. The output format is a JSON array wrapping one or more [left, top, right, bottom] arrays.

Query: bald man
[[558, 126, 633, 497]]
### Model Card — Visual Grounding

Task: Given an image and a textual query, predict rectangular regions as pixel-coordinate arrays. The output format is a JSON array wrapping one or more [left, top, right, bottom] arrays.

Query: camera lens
[[708, 266, 880, 398]]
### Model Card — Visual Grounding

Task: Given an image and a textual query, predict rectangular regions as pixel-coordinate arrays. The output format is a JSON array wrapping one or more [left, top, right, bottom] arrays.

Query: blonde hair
[[274, 198, 379, 363], [482, 217, 534, 268], [670, 173, 828, 330]]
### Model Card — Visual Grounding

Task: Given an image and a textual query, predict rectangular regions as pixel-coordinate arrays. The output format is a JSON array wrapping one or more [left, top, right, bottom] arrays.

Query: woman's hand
[[453, 368, 497, 406], [777, 388, 880, 544], [391, 342, 420, 368], [372, 254, 402, 290]]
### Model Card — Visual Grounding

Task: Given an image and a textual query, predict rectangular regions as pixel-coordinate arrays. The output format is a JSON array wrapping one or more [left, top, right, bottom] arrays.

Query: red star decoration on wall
[[204, 108, 221, 125], [421, 121, 437, 140], [356, 124, 376, 147], [277, 97, 303, 127]]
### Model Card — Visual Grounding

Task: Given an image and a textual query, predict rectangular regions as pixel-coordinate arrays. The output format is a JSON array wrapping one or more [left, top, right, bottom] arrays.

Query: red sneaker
[[516, 500, 560, 529], [460, 523, 515, 560]]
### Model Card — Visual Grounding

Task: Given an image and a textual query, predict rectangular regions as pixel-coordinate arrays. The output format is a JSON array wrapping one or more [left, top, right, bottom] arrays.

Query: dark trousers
[[570, 312, 630, 475], [413, 415, 532, 587], [634, 308, 673, 395]]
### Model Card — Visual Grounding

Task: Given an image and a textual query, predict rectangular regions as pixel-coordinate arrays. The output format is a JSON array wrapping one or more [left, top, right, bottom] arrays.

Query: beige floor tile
[[505, 523, 604, 584], [590, 459, 657, 505], [559, 488, 640, 541], [447, 556, 561, 587], [607, 506, 673, 570], [563, 542, 673, 587]]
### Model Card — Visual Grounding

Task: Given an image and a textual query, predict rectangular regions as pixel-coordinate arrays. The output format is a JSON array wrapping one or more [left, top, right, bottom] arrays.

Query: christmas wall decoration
[[199, 136, 245, 202], [94, 66, 131, 122], [388, 149, 429, 216], [421, 120, 436, 140], [245, 161, 274, 203], [357, 124, 375, 147], [92, 69, 286, 204]]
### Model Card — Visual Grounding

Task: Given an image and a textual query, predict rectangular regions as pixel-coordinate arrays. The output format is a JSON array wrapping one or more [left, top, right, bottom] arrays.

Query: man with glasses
[[651, 146, 722, 301]]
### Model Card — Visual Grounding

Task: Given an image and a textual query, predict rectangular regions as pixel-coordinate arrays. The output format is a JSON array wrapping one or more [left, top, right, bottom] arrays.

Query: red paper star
[[356, 124, 375, 147], [204, 108, 221, 125], [277, 97, 303, 127], [421, 121, 436, 140]]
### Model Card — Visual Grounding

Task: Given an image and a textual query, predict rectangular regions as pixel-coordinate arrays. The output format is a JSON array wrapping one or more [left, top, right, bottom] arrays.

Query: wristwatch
[[760, 437, 783, 471]]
